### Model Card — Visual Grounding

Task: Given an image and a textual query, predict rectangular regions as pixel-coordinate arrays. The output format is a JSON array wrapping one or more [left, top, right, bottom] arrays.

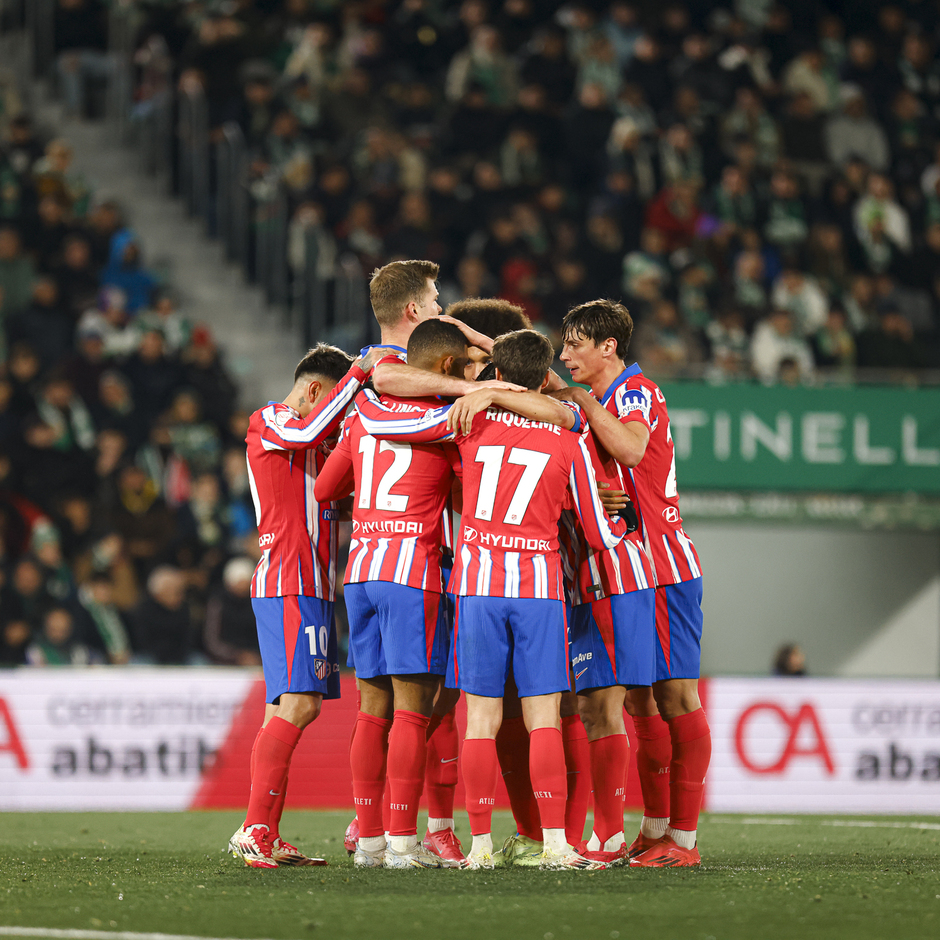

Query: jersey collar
[[360, 343, 407, 358], [599, 363, 643, 406]]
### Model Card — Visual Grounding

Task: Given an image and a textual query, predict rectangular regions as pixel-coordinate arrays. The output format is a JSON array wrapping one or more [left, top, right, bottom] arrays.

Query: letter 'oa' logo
[[463, 527, 478, 542], [734, 702, 836, 776], [662, 506, 680, 523]]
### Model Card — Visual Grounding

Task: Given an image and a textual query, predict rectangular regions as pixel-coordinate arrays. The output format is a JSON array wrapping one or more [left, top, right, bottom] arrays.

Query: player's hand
[[598, 481, 629, 516], [357, 347, 399, 373], [438, 315, 494, 353], [446, 388, 497, 435], [474, 379, 527, 394]]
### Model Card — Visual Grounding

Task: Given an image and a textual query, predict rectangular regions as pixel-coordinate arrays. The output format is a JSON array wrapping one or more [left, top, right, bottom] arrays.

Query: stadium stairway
[[38, 101, 303, 409]]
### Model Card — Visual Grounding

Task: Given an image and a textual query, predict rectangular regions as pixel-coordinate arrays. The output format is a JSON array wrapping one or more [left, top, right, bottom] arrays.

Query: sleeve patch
[[614, 385, 652, 423]]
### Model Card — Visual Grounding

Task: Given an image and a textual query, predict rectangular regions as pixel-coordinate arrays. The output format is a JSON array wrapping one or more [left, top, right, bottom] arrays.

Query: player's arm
[[355, 388, 456, 444], [260, 360, 371, 451], [371, 360, 525, 399], [445, 388, 584, 436], [313, 416, 356, 503], [568, 437, 628, 551], [552, 386, 650, 468]]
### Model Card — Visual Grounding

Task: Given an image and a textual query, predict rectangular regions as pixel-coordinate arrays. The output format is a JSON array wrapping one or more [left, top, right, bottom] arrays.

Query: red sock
[[632, 714, 672, 819], [589, 733, 629, 845], [528, 727, 567, 832], [387, 710, 430, 837], [462, 738, 499, 835], [245, 717, 301, 829], [668, 708, 711, 832], [495, 716, 541, 840], [243, 726, 264, 827], [350, 712, 391, 838], [425, 709, 459, 820], [561, 715, 590, 847], [269, 766, 289, 838]]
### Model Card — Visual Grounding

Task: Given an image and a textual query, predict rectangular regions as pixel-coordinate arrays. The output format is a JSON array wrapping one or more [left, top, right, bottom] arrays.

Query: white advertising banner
[[708, 677, 940, 814], [0, 669, 253, 810]]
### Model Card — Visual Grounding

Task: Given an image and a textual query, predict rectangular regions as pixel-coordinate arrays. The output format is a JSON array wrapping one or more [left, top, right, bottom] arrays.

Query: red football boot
[[629, 835, 701, 868], [582, 842, 630, 867], [422, 827, 466, 867], [344, 817, 359, 856], [627, 831, 665, 858]]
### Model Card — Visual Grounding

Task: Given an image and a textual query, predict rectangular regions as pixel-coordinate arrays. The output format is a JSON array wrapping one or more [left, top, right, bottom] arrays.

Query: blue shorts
[[569, 589, 656, 692], [654, 577, 703, 682], [253, 596, 340, 703], [441, 556, 459, 688], [345, 581, 448, 679], [453, 596, 570, 699]]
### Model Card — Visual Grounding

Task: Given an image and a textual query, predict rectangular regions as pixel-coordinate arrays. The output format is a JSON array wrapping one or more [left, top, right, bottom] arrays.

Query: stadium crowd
[[0, 113, 262, 668], [117, 0, 940, 382]]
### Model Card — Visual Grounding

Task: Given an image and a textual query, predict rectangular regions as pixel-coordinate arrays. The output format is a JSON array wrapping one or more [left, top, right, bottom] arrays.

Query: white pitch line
[[0, 929, 278, 940]]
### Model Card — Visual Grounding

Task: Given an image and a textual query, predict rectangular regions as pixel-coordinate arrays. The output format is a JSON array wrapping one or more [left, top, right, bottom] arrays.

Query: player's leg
[[494, 673, 543, 857], [423, 684, 464, 863], [378, 583, 450, 868], [632, 578, 709, 869], [452, 595, 512, 869], [624, 685, 671, 856], [512, 598, 602, 871], [560, 689, 590, 851], [345, 582, 395, 866], [462, 691, 504, 868]]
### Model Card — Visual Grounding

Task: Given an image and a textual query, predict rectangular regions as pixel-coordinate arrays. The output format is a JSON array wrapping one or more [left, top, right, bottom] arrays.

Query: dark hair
[[475, 362, 497, 382], [369, 259, 439, 328], [491, 330, 554, 390], [293, 343, 354, 384], [562, 299, 634, 361], [406, 319, 467, 369], [444, 297, 531, 341]]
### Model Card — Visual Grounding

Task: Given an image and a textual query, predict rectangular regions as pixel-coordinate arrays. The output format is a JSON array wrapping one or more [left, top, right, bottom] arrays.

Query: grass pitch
[[1, 812, 938, 940]]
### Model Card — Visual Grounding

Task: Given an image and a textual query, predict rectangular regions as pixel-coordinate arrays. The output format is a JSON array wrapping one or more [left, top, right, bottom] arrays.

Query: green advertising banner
[[659, 383, 940, 494]]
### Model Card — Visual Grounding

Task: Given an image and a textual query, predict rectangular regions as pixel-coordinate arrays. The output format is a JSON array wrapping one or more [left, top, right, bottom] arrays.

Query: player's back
[[245, 404, 336, 599], [344, 398, 460, 592], [452, 406, 590, 600], [623, 370, 701, 585]]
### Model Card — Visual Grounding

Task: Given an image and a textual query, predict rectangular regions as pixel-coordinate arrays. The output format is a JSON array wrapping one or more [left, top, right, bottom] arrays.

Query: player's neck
[[588, 360, 628, 399], [380, 324, 412, 351]]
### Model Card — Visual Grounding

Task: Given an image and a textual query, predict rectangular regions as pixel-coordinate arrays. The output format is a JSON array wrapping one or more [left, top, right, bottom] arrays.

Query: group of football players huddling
[[227, 260, 711, 872]]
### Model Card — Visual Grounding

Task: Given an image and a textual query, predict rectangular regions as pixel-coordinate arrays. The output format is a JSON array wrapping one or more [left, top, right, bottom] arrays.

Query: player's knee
[[277, 693, 321, 728], [652, 681, 700, 720]]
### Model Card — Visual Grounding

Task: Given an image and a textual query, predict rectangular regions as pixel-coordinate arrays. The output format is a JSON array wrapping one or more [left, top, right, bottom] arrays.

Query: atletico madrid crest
[[314, 659, 328, 680]]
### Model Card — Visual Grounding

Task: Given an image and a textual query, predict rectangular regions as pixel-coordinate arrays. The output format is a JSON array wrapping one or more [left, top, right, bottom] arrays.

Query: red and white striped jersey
[[565, 419, 656, 603], [601, 365, 702, 586], [314, 396, 461, 593], [356, 391, 628, 601], [245, 364, 369, 599]]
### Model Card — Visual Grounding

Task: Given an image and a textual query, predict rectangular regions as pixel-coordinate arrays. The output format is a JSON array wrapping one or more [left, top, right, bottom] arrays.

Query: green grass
[[1, 812, 939, 940]]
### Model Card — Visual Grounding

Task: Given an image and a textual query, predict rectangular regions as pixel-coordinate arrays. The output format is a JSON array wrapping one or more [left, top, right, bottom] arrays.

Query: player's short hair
[[562, 299, 634, 361], [293, 343, 354, 384], [369, 260, 440, 327], [491, 330, 554, 391], [444, 298, 531, 339], [406, 319, 467, 369]]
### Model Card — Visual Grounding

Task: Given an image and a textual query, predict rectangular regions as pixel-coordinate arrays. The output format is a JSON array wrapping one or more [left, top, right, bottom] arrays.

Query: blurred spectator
[[203, 556, 261, 666], [856, 308, 928, 370], [631, 299, 703, 378], [751, 308, 816, 385], [54, 0, 111, 119], [26, 605, 92, 666], [131, 564, 198, 665], [0, 226, 35, 320], [824, 85, 890, 172], [0, 617, 31, 666], [772, 643, 807, 676], [812, 305, 856, 375], [770, 268, 829, 336], [77, 572, 131, 664]]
